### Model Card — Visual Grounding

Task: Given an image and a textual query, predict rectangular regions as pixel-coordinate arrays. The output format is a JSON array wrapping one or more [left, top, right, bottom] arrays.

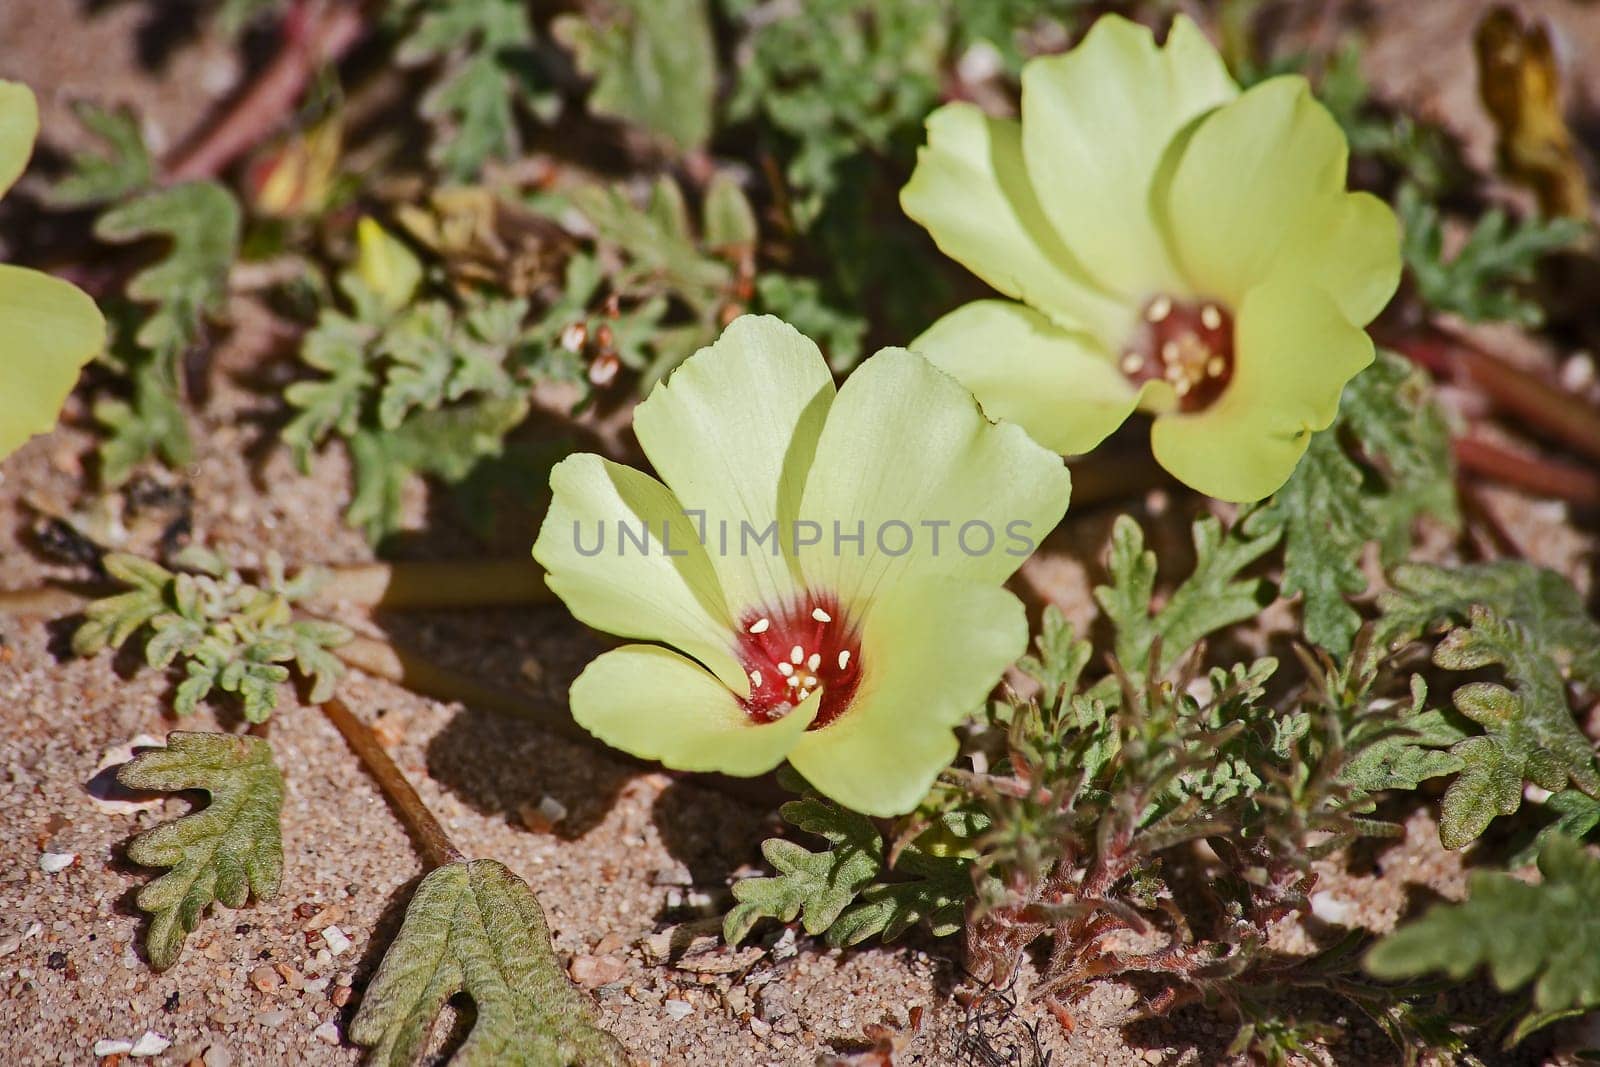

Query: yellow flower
[[901, 15, 1400, 502]]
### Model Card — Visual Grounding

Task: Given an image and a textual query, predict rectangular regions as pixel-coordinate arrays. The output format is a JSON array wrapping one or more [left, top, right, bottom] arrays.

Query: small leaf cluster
[[724, 776, 975, 949], [118, 731, 285, 971], [284, 222, 586, 543], [723, 0, 949, 227], [350, 858, 627, 1066], [1398, 182, 1587, 327], [1246, 350, 1457, 660], [73, 548, 350, 722]]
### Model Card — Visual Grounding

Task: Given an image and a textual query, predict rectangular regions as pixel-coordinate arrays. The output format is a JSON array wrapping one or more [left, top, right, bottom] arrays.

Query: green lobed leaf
[[92, 182, 241, 482], [554, 0, 716, 152], [1095, 513, 1278, 679], [118, 732, 284, 971], [1366, 834, 1600, 1044], [399, 0, 557, 179], [50, 101, 154, 206], [723, 795, 884, 946], [1246, 351, 1456, 660], [349, 858, 626, 1066]]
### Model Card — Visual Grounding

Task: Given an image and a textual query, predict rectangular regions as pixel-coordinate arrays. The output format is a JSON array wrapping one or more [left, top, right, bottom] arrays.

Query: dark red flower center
[[1119, 295, 1236, 413], [735, 593, 862, 730]]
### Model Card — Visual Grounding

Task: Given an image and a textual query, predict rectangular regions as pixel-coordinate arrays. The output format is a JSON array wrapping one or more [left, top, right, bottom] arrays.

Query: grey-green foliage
[[554, 0, 716, 153], [284, 257, 585, 543], [723, 789, 973, 948], [91, 181, 242, 484], [349, 859, 626, 1066], [397, 0, 558, 179], [1398, 182, 1587, 327], [1094, 513, 1279, 682], [724, 0, 950, 226], [1367, 833, 1600, 1046], [118, 732, 284, 971], [1375, 562, 1600, 849], [1246, 351, 1457, 660], [50, 102, 155, 207], [1314, 40, 1463, 199], [73, 548, 350, 722]]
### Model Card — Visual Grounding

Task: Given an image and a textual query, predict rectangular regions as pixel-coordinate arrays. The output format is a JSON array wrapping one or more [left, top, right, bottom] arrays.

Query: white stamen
[[1206, 356, 1225, 378], [750, 670, 762, 688], [1201, 304, 1223, 330], [786, 674, 800, 687], [1174, 378, 1193, 398], [807, 653, 821, 672], [838, 650, 851, 670], [790, 645, 804, 664], [777, 661, 794, 676], [748, 617, 770, 634], [1146, 296, 1172, 322], [1161, 340, 1180, 364], [1120, 352, 1144, 374], [811, 607, 832, 622]]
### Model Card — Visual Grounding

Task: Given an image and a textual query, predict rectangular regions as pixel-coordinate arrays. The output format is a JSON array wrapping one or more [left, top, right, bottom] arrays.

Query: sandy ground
[[1, 1, 1598, 1065]]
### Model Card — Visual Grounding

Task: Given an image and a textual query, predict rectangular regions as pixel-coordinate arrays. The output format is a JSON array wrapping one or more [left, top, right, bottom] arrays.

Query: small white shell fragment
[[1309, 891, 1352, 926], [94, 1040, 134, 1057], [664, 999, 694, 1020], [130, 1031, 171, 1057], [39, 852, 76, 874], [322, 926, 352, 956]]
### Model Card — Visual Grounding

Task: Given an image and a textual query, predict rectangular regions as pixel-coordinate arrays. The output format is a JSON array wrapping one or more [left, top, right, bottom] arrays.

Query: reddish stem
[[1454, 435, 1600, 506], [164, 0, 366, 182], [1391, 327, 1600, 467]]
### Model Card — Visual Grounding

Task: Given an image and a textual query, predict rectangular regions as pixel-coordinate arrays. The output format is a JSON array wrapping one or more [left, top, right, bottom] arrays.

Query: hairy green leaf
[[1366, 834, 1600, 1044], [1376, 563, 1600, 848], [724, 795, 883, 946], [349, 859, 625, 1066], [725, 0, 948, 225], [555, 0, 715, 152], [118, 732, 284, 971], [724, 788, 973, 949]]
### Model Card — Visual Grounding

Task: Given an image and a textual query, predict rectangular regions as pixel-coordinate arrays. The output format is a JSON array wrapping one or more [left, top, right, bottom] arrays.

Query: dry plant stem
[[1394, 327, 1600, 466], [321, 694, 463, 871], [164, 0, 366, 181], [1454, 434, 1600, 506]]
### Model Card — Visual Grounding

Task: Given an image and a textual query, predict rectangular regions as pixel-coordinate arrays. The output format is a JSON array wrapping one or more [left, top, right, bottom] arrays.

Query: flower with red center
[[533, 315, 1071, 815], [899, 14, 1402, 502]]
